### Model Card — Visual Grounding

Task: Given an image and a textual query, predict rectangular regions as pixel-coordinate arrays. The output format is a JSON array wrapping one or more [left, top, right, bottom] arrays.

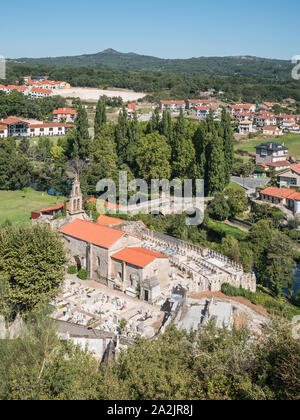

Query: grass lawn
[[0, 188, 66, 225], [234, 133, 300, 158], [226, 181, 245, 192], [206, 218, 248, 241]]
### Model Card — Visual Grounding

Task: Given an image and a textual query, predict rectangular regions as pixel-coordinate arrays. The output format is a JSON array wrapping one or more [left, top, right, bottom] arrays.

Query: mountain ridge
[[8, 49, 294, 79]]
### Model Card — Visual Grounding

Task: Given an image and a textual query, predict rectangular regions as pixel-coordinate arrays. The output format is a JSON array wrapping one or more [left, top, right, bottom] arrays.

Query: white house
[[191, 105, 218, 119], [238, 120, 254, 135], [188, 99, 213, 109], [0, 124, 8, 139], [262, 126, 283, 136], [29, 88, 53, 98], [53, 108, 77, 123], [227, 104, 256, 115], [255, 114, 277, 127], [159, 101, 186, 113], [27, 123, 75, 137]]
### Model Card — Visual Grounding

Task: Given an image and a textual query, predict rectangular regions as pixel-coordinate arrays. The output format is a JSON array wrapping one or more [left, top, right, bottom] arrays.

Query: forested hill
[[10, 49, 293, 78]]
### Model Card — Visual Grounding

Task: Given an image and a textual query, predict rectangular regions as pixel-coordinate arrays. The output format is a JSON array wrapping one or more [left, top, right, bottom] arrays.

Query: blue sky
[[1, 0, 300, 60]]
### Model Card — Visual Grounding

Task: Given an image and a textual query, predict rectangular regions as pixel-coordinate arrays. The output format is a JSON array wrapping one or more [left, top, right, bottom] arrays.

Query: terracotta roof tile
[[59, 219, 125, 249], [112, 247, 167, 268]]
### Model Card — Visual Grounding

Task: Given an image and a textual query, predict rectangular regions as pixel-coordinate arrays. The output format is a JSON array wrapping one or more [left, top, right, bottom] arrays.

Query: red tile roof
[[267, 161, 290, 167], [291, 163, 300, 175], [0, 117, 28, 126], [127, 104, 136, 110], [229, 104, 254, 110], [195, 106, 217, 111], [112, 247, 167, 268], [160, 101, 185, 105], [31, 88, 52, 94], [260, 186, 296, 199], [29, 123, 75, 129], [39, 202, 70, 213], [59, 219, 125, 249], [263, 126, 281, 131], [97, 215, 125, 226], [53, 108, 76, 115]]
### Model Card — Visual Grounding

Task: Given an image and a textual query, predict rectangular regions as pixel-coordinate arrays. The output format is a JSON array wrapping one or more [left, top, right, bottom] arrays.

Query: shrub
[[78, 269, 88, 280], [67, 266, 77, 275]]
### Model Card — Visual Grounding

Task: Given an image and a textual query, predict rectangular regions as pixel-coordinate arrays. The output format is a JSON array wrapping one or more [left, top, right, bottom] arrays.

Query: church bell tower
[[69, 179, 83, 215]]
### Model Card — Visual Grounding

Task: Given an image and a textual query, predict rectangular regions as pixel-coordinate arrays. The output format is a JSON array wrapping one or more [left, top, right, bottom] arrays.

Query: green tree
[[73, 102, 90, 159], [0, 224, 66, 314], [136, 133, 171, 181], [226, 187, 248, 217], [94, 98, 107, 136], [207, 193, 230, 221], [205, 134, 226, 196]]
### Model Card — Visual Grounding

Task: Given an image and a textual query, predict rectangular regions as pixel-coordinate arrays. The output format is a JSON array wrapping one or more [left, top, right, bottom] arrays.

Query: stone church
[[31, 180, 169, 304]]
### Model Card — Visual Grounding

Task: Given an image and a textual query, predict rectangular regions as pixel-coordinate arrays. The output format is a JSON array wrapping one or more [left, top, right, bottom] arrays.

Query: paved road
[[230, 177, 269, 196]]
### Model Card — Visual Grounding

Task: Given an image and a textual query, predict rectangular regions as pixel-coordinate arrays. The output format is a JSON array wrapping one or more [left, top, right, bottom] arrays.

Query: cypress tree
[[205, 134, 226, 196], [74, 103, 90, 160], [221, 108, 234, 185], [94, 99, 107, 137], [115, 107, 128, 165]]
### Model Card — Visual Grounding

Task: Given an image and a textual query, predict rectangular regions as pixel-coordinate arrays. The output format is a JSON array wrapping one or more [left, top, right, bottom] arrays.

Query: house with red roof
[[191, 105, 219, 119], [260, 186, 300, 214], [262, 126, 283, 136], [159, 100, 186, 113], [27, 123, 75, 137], [53, 108, 77, 123], [278, 163, 300, 188], [29, 87, 52, 98], [0, 117, 29, 137], [227, 104, 256, 115], [255, 142, 289, 166], [261, 102, 274, 111], [0, 124, 8, 139], [188, 99, 213, 109]]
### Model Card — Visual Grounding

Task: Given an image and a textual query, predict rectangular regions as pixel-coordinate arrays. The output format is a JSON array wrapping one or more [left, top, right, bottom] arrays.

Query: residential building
[[127, 103, 137, 120], [227, 104, 256, 115], [255, 142, 288, 165], [259, 186, 300, 214], [29, 88, 52, 98], [235, 112, 254, 122], [261, 102, 274, 111], [53, 108, 77, 123], [278, 163, 300, 188], [0, 117, 29, 137], [27, 123, 75, 137], [0, 124, 8, 139], [238, 120, 254, 135], [191, 105, 218, 119], [159, 101, 186, 113], [283, 98, 296, 104], [262, 126, 283, 136], [188, 99, 213, 109], [266, 161, 290, 172], [254, 114, 277, 127]]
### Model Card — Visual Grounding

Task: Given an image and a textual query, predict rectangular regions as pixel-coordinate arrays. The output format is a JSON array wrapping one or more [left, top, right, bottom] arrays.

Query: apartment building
[[159, 101, 186, 113], [53, 108, 77, 122]]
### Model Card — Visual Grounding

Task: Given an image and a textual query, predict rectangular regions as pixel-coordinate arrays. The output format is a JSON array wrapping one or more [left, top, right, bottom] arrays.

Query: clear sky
[[1, 0, 300, 60]]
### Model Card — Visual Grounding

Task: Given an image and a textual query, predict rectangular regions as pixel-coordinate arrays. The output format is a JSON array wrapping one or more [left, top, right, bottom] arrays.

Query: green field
[[0, 189, 65, 225], [234, 133, 300, 158], [206, 218, 248, 241]]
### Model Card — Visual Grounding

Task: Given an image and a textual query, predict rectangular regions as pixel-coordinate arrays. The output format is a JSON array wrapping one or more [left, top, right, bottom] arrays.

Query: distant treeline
[[0, 90, 66, 120], [3, 63, 300, 104]]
